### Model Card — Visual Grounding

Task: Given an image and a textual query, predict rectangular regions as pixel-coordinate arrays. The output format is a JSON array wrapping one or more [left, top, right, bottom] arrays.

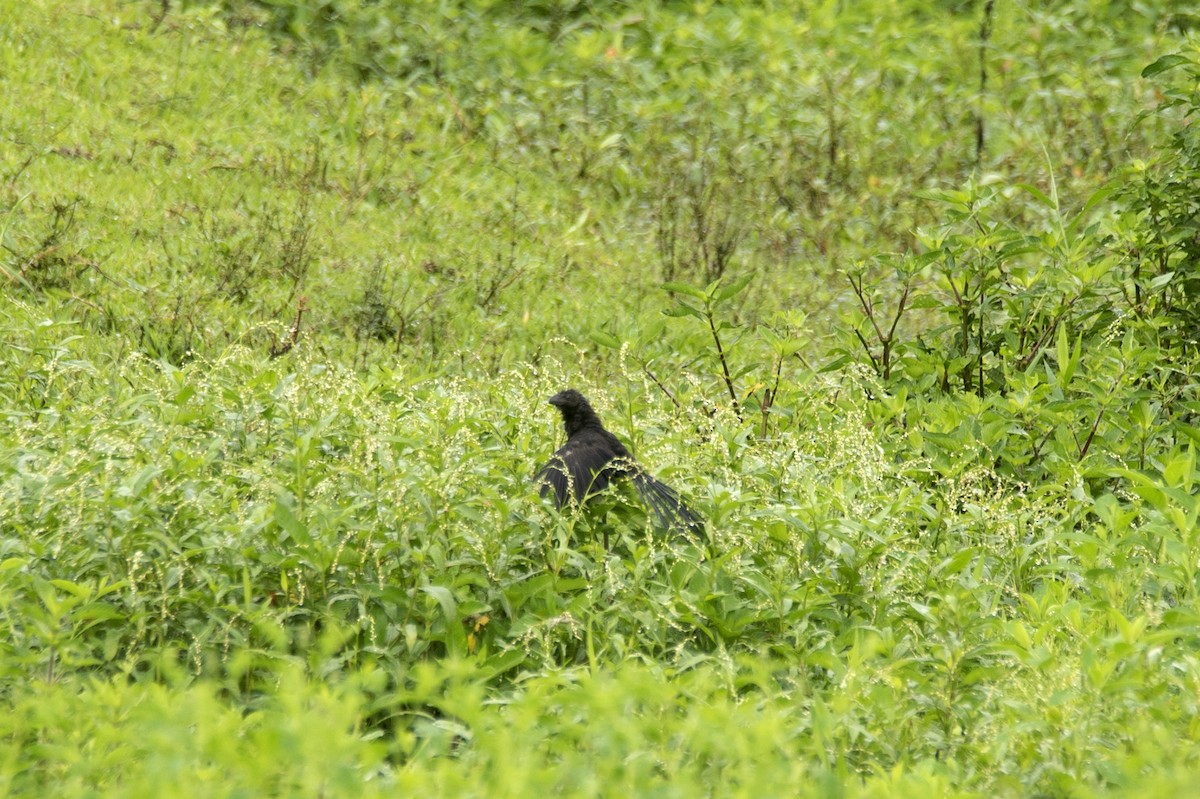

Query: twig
[[270, 296, 308, 359], [976, 0, 996, 165], [1076, 408, 1105, 459], [642, 364, 681, 410], [706, 307, 742, 419]]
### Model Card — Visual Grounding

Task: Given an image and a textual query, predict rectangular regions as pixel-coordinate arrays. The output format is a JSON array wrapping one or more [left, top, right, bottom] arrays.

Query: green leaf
[[662, 302, 705, 320], [935, 547, 977, 576], [423, 584, 467, 655], [1066, 185, 1116, 239], [49, 579, 91, 598], [126, 465, 164, 498], [1163, 446, 1196, 492], [1142, 53, 1195, 78], [1079, 184, 1116, 216], [478, 647, 527, 679], [273, 495, 312, 546], [1177, 424, 1200, 447], [1148, 271, 1176, 290], [1055, 326, 1082, 389], [661, 281, 707, 300], [917, 188, 972, 206], [597, 132, 622, 151], [714, 273, 753, 304], [590, 330, 621, 349], [76, 603, 126, 623], [1016, 182, 1057, 211], [422, 585, 458, 622]]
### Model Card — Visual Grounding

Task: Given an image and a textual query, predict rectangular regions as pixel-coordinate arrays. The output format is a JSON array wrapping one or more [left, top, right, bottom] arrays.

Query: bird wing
[[537, 428, 705, 538], [537, 437, 621, 507]]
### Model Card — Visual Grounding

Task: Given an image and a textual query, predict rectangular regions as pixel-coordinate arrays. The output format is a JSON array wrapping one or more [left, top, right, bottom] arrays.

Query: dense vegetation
[[4, 0, 1200, 795]]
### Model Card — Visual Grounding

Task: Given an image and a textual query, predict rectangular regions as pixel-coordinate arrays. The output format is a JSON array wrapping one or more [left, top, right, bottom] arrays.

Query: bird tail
[[630, 472, 705, 537]]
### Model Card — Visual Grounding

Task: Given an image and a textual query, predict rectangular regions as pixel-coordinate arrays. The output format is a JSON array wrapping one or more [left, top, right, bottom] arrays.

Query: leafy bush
[[1116, 45, 1200, 356]]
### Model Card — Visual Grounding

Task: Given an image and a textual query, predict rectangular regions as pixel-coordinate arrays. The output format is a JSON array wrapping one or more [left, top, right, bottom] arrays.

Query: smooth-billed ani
[[536, 389, 704, 537]]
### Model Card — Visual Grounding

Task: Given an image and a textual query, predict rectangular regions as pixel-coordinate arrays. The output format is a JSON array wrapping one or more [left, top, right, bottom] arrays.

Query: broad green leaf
[[590, 330, 621, 349], [49, 579, 92, 598], [273, 495, 312, 545], [662, 302, 705, 320], [1016, 182, 1056, 211], [714, 272, 753, 304], [661, 281, 706, 300], [1142, 53, 1195, 77]]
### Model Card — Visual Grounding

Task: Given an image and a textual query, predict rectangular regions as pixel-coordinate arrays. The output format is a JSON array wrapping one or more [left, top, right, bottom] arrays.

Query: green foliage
[[1116, 45, 1200, 354], [4, 0, 1200, 796]]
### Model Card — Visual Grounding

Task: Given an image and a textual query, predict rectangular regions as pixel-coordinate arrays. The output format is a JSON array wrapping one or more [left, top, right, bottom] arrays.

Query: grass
[[4, 0, 1200, 795]]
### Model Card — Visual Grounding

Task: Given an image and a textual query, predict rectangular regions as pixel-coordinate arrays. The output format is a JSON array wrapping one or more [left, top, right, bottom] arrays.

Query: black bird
[[537, 389, 704, 538]]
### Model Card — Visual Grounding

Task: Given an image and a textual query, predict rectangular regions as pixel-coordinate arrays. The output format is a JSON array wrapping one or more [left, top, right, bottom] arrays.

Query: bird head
[[548, 389, 599, 434], [548, 388, 588, 409]]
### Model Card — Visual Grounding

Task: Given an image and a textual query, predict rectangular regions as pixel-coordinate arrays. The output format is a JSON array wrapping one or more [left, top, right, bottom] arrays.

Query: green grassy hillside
[[4, 1, 1200, 796]]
